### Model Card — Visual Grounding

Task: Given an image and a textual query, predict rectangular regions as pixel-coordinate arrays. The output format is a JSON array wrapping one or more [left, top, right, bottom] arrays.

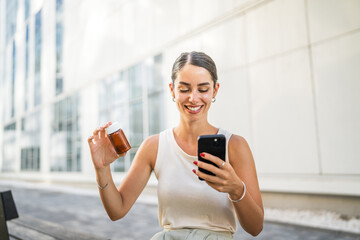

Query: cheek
[[201, 92, 213, 101], [175, 91, 183, 98], [175, 92, 187, 102]]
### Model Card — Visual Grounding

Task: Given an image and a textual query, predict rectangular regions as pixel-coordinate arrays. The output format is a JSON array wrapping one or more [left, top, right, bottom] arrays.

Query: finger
[[87, 136, 94, 146], [194, 168, 222, 184], [196, 161, 226, 179], [200, 152, 225, 168], [104, 121, 112, 129], [99, 126, 106, 138], [93, 128, 100, 141], [101, 121, 112, 129]]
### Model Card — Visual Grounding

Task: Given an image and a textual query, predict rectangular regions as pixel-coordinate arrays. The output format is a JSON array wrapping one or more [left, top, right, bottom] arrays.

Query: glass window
[[34, 10, 42, 106], [148, 54, 164, 135], [50, 93, 81, 172], [148, 54, 163, 94], [148, 92, 164, 136], [97, 55, 165, 172], [113, 72, 128, 105], [129, 64, 143, 100], [6, 0, 18, 45], [2, 122, 17, 172], [25, 24, 29, 111], [25, 0, 30, 20], [1, 57, 5, 122], [25, 25, 29, 78], [98, 78, 110, 121], [56, 0, 63, 95], [11, 40, 16, 118], [129, 100, 143, 147], [20, 111, 41, 171], [35, 10, 42, 73], [113, 156, 126, 172]]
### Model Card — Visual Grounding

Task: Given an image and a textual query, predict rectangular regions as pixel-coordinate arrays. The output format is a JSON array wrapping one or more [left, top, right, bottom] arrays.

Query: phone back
[[197, 134, 226, 178]]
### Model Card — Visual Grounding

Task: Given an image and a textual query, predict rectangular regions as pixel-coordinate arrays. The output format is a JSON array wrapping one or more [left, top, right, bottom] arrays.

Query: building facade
[[1, 0, 359, 211]]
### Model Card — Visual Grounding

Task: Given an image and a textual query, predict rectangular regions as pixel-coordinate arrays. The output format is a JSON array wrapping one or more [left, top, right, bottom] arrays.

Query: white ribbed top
[[154, 128, 237, 233]]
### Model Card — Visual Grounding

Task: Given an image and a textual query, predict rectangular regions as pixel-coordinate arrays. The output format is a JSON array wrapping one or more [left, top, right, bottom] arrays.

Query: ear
[[213, 82, 220, 99], [169, 82, 175, 99]]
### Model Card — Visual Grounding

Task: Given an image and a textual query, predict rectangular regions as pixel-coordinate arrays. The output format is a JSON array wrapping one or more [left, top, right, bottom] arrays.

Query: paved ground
[[1, 184, 360, 240]]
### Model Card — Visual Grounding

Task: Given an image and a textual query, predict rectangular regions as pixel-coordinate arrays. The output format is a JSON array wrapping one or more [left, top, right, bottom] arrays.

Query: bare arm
[[194, 135, 263, 236], [88, 123, 158, 221], [227, 135, 264, 236]]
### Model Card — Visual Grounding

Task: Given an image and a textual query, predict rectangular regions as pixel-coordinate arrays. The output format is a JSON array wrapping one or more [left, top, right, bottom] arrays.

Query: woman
[[88, 51, 264, 239]]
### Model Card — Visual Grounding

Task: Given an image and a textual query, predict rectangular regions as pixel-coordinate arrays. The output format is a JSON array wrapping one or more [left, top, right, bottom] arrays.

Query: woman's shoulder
[[228, 134, 251, 155], [229, 134, 247, 146], [136, 134, 160, 169], [140, 127, 173, 151], [218, 128, 247, 146], [228, 134, 253, 165], [141, 134, 160, 149]]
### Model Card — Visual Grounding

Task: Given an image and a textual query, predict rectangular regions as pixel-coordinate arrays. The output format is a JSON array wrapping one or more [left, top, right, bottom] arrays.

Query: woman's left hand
[[193, 152, 244, 200]]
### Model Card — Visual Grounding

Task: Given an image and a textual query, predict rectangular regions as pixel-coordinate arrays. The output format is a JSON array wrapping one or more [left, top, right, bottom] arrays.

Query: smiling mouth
[[185, 105, 203, 112]]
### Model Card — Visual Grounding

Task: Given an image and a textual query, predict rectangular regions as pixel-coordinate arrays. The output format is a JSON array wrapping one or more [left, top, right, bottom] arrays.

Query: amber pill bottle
[[105, 122, 131, 155]]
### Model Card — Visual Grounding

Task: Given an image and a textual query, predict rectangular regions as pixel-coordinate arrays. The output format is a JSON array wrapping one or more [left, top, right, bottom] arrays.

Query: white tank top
[[154, 128, 237, 233]]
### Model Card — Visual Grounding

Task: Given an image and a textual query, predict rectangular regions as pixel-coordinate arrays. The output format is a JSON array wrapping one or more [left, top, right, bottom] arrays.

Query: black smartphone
[[197, 134, 226, 181]]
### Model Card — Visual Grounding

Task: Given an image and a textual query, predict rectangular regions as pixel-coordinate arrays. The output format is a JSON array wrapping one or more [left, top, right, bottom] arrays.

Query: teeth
[[188, 106, 201, 111]]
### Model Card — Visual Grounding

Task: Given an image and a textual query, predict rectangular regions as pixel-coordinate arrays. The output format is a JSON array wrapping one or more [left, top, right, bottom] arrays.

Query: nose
[[189, 89, 199, 103]]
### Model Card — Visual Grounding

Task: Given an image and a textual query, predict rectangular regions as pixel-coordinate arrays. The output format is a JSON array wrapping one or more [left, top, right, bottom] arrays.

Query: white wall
[[159, 0, 360, 195]]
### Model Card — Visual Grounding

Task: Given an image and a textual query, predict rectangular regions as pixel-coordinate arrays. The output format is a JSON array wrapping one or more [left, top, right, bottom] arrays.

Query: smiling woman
[[88, 51, 264, 239]]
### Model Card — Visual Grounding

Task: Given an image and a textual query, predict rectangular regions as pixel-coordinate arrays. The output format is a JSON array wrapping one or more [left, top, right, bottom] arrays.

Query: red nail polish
[[192, 169, 196, 174], [193, 161, 198, 165], [200, 153, 205, 157]]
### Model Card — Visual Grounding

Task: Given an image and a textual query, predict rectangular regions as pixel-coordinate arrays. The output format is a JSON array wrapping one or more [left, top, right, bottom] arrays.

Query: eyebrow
[[178, 81, 210, 87]]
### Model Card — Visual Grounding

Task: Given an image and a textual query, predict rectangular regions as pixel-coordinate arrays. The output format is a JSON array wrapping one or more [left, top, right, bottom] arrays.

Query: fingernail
[[192, 169, 196, 174], [193, 161, 198, 165], [200, 153, 205, 157]]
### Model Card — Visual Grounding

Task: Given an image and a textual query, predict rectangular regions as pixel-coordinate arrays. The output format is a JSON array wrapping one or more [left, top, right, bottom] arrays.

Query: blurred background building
[[0, 0, 359, 216]]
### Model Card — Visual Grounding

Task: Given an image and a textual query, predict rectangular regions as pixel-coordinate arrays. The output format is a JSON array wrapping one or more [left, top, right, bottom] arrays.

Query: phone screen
[[197, 134, 226, 181]]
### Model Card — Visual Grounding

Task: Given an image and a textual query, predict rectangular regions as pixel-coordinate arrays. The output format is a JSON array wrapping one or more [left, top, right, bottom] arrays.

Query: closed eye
[[199, 89, 209, 93], [179, 89, 189, 93]]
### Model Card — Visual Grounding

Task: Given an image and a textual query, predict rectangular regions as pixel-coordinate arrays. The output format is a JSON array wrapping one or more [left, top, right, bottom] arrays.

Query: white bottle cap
[[105, 121, 121, 135]]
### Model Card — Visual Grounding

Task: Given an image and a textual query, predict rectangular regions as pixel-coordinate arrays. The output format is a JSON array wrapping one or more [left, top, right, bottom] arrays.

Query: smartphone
[[197, 134, 226, 181]]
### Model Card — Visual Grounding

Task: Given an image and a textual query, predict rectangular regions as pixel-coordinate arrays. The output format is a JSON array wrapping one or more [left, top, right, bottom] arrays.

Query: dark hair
[[171, 51, 218, 87]]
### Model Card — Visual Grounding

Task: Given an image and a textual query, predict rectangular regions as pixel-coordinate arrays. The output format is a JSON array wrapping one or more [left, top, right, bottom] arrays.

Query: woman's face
[[170, 64, 219, 122]]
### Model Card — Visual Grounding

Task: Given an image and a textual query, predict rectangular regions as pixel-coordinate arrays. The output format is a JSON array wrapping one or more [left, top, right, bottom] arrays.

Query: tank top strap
[[154, 128, 172, 177], [218, 128, 232, 163]]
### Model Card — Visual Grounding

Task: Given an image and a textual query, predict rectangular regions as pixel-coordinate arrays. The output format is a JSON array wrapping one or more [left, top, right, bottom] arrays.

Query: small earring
[[212, 98, 216, 103], [172, 98, 176, 102]]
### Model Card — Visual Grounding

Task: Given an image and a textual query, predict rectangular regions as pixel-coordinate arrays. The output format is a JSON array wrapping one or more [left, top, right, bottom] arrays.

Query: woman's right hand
[[87, 122, 125, 170]]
